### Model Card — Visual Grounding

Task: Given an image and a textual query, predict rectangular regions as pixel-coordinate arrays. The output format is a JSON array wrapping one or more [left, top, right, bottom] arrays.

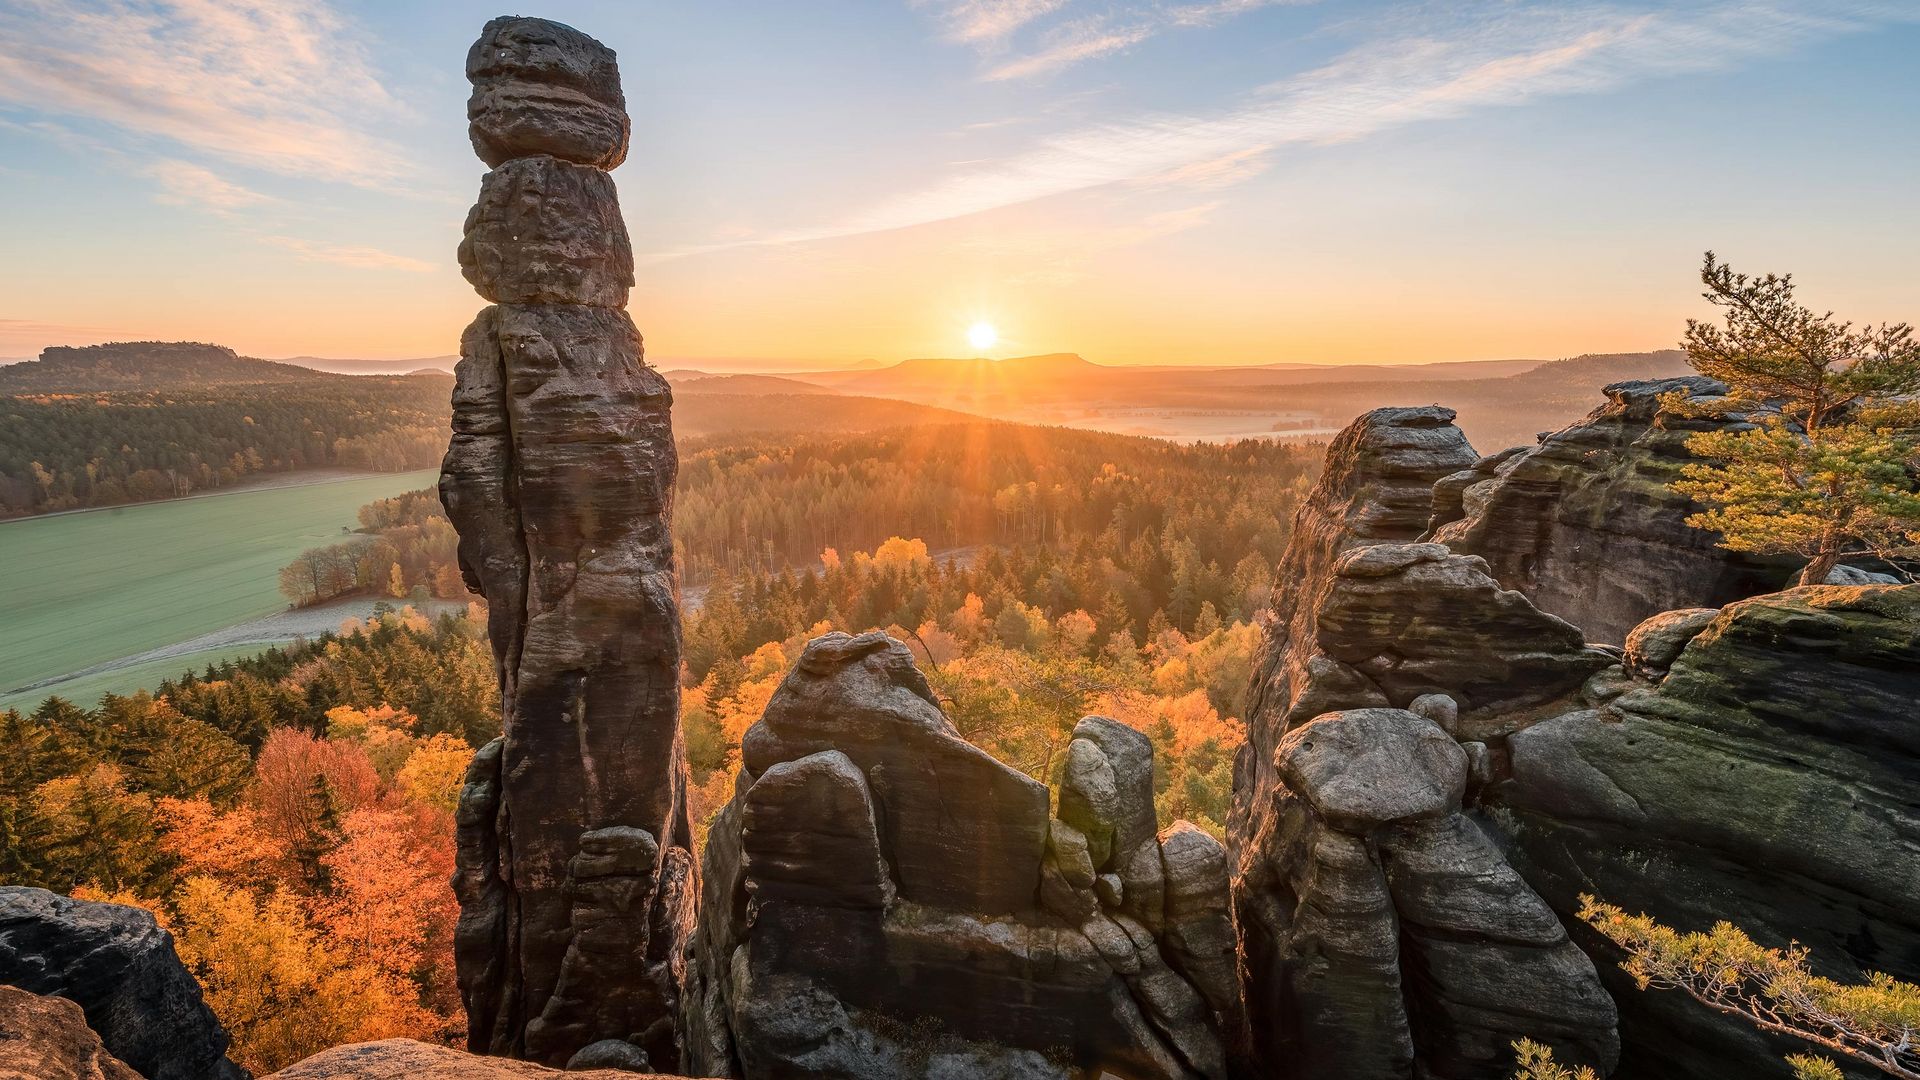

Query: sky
[[1, 0, 1917, 369]]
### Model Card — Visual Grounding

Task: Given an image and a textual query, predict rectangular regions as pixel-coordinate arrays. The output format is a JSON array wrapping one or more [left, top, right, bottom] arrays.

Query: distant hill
[[796, 352, 1558, 404], [674, 393, 978, 437], [0, 342, 329, 392], [279, 354, 459, 376], [668, 373, 842, 396]]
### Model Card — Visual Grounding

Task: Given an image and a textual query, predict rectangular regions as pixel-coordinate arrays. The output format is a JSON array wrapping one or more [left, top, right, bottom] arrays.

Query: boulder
[[0, 985, 140, 1080], [1276, 709, 1466, 832], [468, 16, 629, 169], [1621, 606, 1717, 678], [0, 888, 244, 1080], [1431, 377, 1796, 642]]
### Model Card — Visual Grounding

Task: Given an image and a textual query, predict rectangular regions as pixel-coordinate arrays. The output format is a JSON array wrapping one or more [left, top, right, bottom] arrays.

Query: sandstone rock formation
[[0, 888, 245, 1080], [687, 632, 1245, 1080], [441, 17, 692, 1070], [260, 1039, 676, 1080], [1429, 377, 1795, 642], [1228, 412, 1620, 1078], [0, 985, 141, 1080], [1234, 397, 1920, 1080]]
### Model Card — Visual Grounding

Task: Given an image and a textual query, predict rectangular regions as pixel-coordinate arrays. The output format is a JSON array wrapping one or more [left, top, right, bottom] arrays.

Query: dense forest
[[277, 422, 1322, 605], [0, 378, 452, 516]]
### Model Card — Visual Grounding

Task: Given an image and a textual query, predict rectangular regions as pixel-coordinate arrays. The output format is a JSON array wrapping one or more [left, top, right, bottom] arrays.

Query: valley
[[0, 468, 439, 707]]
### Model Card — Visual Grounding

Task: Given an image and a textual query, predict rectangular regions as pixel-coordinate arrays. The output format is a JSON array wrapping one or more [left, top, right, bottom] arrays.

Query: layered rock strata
[[0, 888, 245, 1080], [1429, 377, 1795, 642], [687, 632, 1245, 1080], [1229, 408, 1620, 1077], [441, 17, 692, 1069]]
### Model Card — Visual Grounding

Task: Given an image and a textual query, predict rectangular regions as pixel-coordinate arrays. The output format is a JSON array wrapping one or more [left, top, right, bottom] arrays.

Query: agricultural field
[[0, 470, 439, 707]]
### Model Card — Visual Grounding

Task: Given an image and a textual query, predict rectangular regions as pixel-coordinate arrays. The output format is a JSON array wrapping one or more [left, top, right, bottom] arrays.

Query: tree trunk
[[1796, 549, 1841, 587]]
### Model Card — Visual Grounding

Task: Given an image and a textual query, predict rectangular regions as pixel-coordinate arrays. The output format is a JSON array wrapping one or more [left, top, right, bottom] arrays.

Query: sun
[[966, 321, 998, 352]]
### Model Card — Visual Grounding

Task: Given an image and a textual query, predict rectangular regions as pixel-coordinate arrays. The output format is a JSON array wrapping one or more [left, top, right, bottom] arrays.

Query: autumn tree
[[1670, 252, 1920, 585], [1580, 895, 1920, 1079]]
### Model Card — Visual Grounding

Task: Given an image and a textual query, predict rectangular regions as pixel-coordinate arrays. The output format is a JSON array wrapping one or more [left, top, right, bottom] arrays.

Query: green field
[[0, 645, 276, 713], [0, 471, 439, 698]]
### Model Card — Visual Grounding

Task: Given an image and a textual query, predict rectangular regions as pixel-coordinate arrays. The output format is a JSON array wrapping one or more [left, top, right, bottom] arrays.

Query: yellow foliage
[[1510, 1038, 1599, 1080], [170, 876, 431, 1074], [396, 735, 472, 813], [1580, 895, 1920, 1079]]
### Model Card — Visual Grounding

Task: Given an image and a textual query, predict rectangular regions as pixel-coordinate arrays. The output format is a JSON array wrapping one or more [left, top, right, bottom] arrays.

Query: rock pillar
[[440, 16, 694, 1071]]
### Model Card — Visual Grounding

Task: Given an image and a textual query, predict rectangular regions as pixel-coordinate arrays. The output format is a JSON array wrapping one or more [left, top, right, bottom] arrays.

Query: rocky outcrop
[[1230, 408, 1621, 1078], [261, 1039, 679, 1079], [1491, 584, 1920, 1078], [688, 632, 1244, 1080], [0, 888, 245, 1080], [1236, 392, 1920, 1080], [1430, 377, 1794, 642], [0, 985, 141, 1080], [441, 17, 692, 1070]]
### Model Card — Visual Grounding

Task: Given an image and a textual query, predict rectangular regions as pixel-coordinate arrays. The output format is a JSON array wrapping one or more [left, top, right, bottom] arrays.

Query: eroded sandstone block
[[691, 631, 1244, 1080], [468, 16, 630, 169]]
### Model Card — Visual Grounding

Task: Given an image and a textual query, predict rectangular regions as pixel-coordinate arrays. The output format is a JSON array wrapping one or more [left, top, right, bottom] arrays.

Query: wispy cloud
[[0, 319, 127, 353], [0, 0, 408, 188], [930, 0, 1308, 80], [801, 0, 1916, 242], [920, 0, 1072, 44], [258, 236, 433, 273], [146, 159, 272, 213], [984, 18, 1155, 80]]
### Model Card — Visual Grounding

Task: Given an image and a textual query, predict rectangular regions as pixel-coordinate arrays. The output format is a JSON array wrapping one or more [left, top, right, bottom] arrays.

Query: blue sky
[[1, 0, 1916, 366]]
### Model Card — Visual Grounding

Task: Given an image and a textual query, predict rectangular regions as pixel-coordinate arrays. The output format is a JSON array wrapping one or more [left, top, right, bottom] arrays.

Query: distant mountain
[[0, 342, 330, 392], [279, 354, 459, 376]]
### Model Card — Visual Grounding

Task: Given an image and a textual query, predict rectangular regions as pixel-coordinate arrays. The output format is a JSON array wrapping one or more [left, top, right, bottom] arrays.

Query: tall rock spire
[[441, 16, 694, 1071]]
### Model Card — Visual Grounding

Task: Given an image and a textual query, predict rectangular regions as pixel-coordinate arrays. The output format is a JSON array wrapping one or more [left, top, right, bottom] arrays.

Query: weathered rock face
[[441, 17, 692, 1070], [1430, 377, 1795, 642], [1229, 408, 1621, 1079], [0, 985, 141, 1080], [689, 632, 1245, 1080], [1491, 585, 1920, 1078], [261, 1038, 679, 1079], [0, 888, 245, 1080]]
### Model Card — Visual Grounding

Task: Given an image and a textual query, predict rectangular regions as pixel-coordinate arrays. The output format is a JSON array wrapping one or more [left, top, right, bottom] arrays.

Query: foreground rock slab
[[263, 1039, 686, 1079], [0, 985, 140, 1080]]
